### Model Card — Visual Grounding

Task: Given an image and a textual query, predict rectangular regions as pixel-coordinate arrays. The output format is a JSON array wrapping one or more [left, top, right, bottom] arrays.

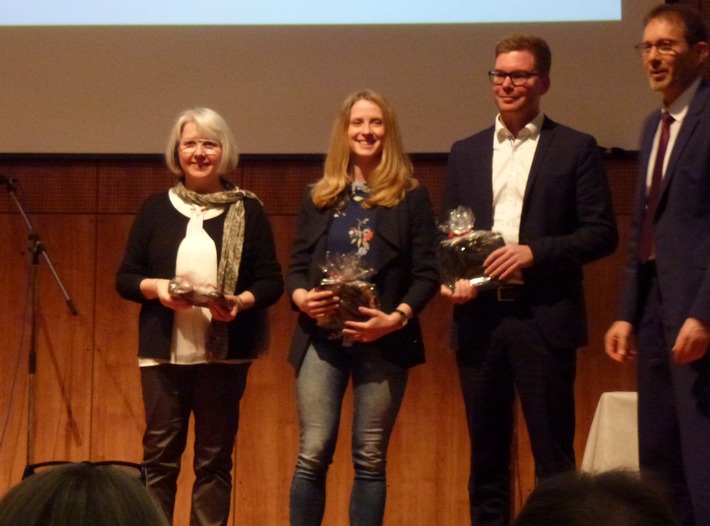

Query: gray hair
[[165, 107, 239, 176]]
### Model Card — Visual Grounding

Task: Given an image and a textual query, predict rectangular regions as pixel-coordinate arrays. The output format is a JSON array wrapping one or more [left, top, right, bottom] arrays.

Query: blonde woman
[[286, 90, 438, 525]]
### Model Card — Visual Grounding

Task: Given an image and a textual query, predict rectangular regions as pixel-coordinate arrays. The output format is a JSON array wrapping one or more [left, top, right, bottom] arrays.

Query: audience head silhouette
[[513, 470, 677, 526], [0, 462, 168, 526]]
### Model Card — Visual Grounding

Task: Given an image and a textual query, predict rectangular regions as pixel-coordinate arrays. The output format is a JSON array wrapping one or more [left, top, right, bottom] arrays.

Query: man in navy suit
[[441, 34, 617, 526], [605, 5, 710, 526]]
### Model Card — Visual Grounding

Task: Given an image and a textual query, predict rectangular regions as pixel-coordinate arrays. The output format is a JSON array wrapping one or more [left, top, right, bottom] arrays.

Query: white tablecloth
[[581, 391, 639, 472]]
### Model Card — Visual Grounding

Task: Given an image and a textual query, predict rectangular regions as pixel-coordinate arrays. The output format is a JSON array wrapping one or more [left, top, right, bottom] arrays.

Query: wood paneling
[[0, 155, 635, 525]]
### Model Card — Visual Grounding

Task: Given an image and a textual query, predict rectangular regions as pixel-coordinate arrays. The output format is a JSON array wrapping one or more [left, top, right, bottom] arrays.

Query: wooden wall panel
[[0, 212, 33, 486], [232, 215, 299, 525], [98, 162, 174, 214], [30, 215, 97, 464], [0, 155, 636, 526], [387, 296, 470, 523], [0, 212, 98, 471], [92, 214, 144, 463], [241, 158, 323, 216], [0, 164, 97, 214]]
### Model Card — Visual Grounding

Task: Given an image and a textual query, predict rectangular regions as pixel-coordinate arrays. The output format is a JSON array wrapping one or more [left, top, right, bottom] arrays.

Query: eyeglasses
[[488, 70, 540, 86], [179, 139, 221, 154], [634, 40, 681, 57], [23, 461, 146, 484]]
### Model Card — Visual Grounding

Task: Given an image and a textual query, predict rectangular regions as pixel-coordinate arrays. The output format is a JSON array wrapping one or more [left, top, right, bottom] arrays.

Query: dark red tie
[[639, 111, 674, 262]]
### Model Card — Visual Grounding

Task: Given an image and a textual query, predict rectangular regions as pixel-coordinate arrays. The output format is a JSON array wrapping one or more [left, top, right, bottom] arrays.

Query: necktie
[[639, 111, 674, 262]]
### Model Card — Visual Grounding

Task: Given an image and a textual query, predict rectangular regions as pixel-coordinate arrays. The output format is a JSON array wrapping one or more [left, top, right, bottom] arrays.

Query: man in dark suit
[[605, 5, 710, 526], [441, 34, 618, 526]]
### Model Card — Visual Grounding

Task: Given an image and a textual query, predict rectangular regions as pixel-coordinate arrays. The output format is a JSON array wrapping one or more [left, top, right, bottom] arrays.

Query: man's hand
[[604, 321, 637, 363], [440, 281, 479, 304], [672, 317, 710, 364], [484, 244, 534, 282]]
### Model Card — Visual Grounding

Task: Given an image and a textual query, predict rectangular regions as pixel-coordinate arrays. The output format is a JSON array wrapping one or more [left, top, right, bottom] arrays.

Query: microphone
[[0, 175, 18, 187]]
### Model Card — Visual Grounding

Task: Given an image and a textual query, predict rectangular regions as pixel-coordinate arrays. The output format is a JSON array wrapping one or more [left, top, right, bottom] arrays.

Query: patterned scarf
[[174, 178, 261, 360]]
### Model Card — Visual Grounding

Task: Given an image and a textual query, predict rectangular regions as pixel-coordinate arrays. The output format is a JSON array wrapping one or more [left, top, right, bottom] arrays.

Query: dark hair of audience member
[[512, 470, 678, 526], [0, 462, 169, 526]]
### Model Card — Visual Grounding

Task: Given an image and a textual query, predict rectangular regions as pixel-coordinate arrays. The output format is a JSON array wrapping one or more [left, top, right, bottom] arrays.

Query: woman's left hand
[[342, 307, 404, 344], [207, 294, 240, 322]]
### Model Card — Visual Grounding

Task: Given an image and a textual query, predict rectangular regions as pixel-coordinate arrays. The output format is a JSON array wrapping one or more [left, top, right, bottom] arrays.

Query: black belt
[[496, 285, 525, 302]]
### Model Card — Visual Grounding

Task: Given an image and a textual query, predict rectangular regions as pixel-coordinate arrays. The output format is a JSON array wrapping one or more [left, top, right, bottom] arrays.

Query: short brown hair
[[495, 34, 552, 76], [644, 4, 708, 45]]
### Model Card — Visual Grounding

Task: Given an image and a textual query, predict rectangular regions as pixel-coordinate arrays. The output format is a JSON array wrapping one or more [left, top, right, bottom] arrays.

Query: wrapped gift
[[168, 274, 232, 310], [317, 252, 379, 346], [437, 206, 505, 291]]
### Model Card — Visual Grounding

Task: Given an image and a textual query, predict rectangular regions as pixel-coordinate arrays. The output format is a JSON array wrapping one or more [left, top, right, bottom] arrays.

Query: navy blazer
[[286, 185, 439, 371], [443, 116, 618, 354], [619, 81, 710, 333]]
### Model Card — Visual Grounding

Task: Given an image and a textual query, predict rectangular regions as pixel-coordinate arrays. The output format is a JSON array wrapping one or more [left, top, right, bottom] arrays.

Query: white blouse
[[140, 189, 225, 366]]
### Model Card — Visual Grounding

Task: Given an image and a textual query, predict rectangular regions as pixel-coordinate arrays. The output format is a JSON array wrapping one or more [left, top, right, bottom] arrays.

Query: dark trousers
[[140, 363, 250, 526], [637, 264, 710, 526], [458, 304, 576, 526]]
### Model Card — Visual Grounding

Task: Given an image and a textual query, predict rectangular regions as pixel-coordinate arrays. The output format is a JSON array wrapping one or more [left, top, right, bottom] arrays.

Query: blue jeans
[[289, 344, 409, 526]]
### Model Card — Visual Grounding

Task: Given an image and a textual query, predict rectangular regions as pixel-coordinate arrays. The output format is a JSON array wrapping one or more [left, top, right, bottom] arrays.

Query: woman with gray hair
[[116, 107, 283, 525]]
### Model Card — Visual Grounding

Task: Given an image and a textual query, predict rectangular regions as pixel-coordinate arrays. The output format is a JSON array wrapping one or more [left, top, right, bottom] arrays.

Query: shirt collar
[[495, 112, 544, 143]]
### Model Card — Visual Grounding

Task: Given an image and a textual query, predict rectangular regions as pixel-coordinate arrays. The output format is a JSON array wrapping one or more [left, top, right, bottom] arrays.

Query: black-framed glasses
[[23, 460, 146, 484], [634, 40, 681, 57], [488, 70, 539, 86]]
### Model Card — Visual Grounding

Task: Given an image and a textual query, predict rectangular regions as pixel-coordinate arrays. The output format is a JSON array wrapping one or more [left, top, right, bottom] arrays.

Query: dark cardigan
[[116, 191, 283, 360]]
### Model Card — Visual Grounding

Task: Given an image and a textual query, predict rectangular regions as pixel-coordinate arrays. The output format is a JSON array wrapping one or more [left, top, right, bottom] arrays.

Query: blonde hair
[[165, 107, 239, 176], [311, 89, 417, 209]]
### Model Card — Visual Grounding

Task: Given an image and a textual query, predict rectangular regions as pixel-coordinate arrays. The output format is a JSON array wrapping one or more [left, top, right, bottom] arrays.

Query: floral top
[[326, 182, 378, 262]]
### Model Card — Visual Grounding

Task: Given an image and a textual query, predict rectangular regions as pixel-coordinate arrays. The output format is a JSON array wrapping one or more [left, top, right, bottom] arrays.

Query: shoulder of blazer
[[403, 183, 429, 204], [691, 80, 710, 113], [533, 116, 600, 165], [538, 116, 592, 144], [681, 80, 710, 128], [374, 189, 413, 248], [372, 185, 430, 267], [451, 125, 495, 156], [297, 193, 334, 251], [660, 80, 710, 183]]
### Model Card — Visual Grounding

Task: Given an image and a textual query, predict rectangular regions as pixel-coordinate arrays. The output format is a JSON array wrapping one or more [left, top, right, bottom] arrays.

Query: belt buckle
[[497, 286, 515, 302]]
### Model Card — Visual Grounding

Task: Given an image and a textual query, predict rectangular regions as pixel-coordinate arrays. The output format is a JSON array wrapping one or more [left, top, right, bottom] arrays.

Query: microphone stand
[[3, 179, 78, 467]]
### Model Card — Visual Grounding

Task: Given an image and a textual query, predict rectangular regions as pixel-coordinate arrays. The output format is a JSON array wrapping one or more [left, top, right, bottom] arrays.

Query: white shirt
[[491, 112, 544, 245]]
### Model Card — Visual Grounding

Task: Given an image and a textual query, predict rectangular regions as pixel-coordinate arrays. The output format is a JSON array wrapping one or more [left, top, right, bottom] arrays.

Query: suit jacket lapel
[[661, 82, 709, 196], [474, 129, 495, 229], [655, 81, 709, 215], [301, 205, 333, 278], [374, 204, 400, 271], [521, 117, 555, 224]]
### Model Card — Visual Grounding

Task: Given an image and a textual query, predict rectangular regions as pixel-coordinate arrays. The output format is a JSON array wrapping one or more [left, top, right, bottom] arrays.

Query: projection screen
[[0, 0, 659, 154]]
